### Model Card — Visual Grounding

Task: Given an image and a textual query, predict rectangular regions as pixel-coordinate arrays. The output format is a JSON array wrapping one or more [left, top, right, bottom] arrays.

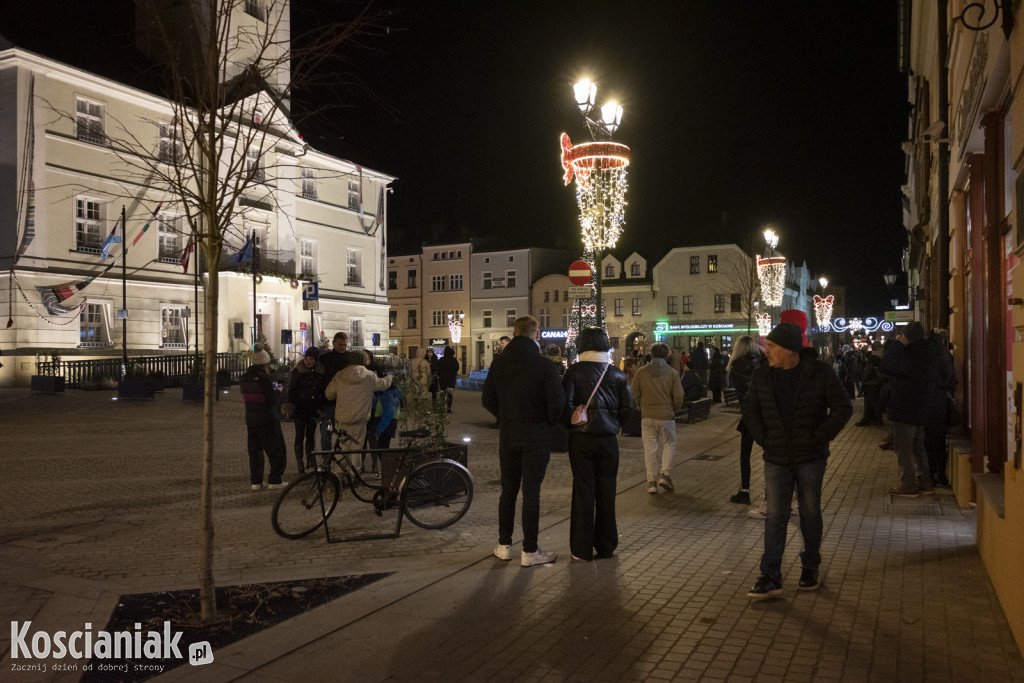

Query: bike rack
[[315, 447, 410, 543]]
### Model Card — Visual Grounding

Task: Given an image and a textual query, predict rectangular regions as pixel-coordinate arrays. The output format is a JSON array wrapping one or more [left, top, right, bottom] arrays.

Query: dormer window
[[605, 264, 614, 278], [630, 263, 641, 276]]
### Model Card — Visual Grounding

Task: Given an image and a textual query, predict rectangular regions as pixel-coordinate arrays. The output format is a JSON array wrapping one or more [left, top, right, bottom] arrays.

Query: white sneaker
[[493, 544, 513, 561], [250, 484, 263, 491], [521, 548, 556, 567], [748, 504, 766, 519], [267, 482, 289, 490], [647, 480, 658, 494]]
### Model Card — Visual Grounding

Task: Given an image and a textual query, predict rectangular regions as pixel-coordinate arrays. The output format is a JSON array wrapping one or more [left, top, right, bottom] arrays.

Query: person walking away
[[285, 347, 324, 473], [681, 361, 706, 402], [881, 322, 941, 496], [563, 327, 635, 561], [742, 322, 852, 598], [240, 347, 289, 490], [856, 342, 885, 426], [691, 342, 709, 385], [408, 350, 434, 400], [436, 345, 460, 413], [631, 342, 683, 494], [317, 332, 349, 450], [709, 347, 727, 403], [726, 335, 763, 505], [925, 331, 956, 487], [324, 351, 393, 455], [425, 347, 440, 399], [483, 315, 565, 567]]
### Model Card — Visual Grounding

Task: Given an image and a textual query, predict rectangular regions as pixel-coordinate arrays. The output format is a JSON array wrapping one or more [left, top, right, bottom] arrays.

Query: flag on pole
[[101, 214, 122, 260], [130, 202, 163, 247], [229, 233, 254, 265], [180, 235, 195, 274]]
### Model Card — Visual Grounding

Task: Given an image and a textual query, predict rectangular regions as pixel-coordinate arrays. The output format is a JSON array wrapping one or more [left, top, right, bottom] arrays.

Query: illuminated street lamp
[[757, 226, 786, 325]]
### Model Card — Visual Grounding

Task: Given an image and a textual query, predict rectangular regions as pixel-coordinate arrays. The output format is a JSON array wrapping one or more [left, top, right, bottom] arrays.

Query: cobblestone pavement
[[1, 386, 1023, 682]]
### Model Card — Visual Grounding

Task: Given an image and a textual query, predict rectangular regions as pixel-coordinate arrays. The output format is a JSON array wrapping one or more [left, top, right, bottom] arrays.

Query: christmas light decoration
[[813, 294, 834, 328], [560, 133, 629, 251], [756, 312, 772, 337], [757, 256, 786, 307], [564, 251, 604, 359], [822, 317, 894, 334], [447, 313, 464, 345]]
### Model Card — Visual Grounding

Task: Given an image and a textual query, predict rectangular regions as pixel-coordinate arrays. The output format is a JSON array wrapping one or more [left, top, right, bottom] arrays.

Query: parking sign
[[302, 282, 319, 301]]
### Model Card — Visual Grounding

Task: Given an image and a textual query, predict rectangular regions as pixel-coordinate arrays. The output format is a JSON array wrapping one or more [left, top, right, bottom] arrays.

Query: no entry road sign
[[568, 260, 592, 286]]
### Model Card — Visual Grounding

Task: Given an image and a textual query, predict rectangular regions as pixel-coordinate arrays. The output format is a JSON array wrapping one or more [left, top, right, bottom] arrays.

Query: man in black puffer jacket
[[881, 321, 940, 496], [742, 322, 852, 599], [483, 315, 565, 567]]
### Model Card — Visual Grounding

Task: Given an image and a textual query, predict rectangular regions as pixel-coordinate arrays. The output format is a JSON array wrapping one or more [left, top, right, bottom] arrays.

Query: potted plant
[[392, 366, 468, 471], [31, 352, 66, 394], [118, 361, 154, 400]]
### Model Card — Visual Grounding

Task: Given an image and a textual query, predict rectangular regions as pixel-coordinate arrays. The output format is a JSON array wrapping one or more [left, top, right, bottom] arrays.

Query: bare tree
[[39, 0, 390, 622], [721, 236, 762, 337]]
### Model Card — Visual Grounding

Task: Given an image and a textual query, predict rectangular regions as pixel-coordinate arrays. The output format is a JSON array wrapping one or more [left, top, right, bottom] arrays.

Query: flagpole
[[121, 204, 127, 376]]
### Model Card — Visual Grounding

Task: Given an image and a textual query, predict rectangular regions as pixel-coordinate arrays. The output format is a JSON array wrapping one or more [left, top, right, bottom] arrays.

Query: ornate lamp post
[[561, 77, 629, 334]]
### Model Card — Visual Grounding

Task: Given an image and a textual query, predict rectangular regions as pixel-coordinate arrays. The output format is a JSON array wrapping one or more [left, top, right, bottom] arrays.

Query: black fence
[[35, 353, 246, 388]]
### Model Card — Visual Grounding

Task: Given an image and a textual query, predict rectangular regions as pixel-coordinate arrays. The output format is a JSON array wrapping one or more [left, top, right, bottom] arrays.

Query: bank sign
[[654, 322, 747, 333]]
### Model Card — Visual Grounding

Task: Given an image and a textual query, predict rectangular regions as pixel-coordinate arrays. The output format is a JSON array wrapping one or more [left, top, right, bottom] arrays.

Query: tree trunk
[[199, 243, 221, 622]]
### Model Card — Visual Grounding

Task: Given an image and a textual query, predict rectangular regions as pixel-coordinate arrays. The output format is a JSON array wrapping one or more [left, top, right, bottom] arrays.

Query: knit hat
[[779, 309, 811, 348], [251, 348, 271, 365], [766, 322, 805, 354], [304, 346, 320, 359]]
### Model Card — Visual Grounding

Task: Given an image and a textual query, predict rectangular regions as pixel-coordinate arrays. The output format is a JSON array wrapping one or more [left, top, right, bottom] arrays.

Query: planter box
[[30, 376, 65, 394], [182, 382, 204, 403], [118, 379, 155, 400]]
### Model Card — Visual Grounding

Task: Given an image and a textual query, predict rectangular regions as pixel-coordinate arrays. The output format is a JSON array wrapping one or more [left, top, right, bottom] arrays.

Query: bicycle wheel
[[402, 460, 473, 529], [271, 470, 341, 539]]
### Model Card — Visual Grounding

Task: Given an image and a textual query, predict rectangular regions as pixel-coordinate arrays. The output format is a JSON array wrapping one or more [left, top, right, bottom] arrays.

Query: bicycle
[[270, 426, 474, 542]]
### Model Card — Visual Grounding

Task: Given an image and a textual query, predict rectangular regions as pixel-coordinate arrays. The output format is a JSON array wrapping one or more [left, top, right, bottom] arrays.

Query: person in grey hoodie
[[631, 342, 684, 494]]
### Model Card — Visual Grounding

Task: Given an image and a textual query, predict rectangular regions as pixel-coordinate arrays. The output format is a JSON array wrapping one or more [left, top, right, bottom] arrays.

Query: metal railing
[[35, 353, 246, 388]]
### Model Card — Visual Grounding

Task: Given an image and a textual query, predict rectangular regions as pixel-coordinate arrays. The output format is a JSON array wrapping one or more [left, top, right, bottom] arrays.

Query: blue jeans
[[760, 458, 827, 582], [498, 440, 551, 553]]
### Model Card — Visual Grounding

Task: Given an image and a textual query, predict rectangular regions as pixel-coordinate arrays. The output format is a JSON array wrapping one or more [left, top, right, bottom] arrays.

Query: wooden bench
[[724, 388, 739, 407], [676, 397, 713, 424]]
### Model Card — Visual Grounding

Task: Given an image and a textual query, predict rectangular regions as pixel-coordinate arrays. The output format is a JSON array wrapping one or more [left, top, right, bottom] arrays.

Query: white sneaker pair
[[493, 545, 556, 567]]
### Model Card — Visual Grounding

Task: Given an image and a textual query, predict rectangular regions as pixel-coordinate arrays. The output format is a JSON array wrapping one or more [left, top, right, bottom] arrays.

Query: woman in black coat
[[709, 347, 727, 403], [562, 328, 635, 561], [725, 336, 762, 504]]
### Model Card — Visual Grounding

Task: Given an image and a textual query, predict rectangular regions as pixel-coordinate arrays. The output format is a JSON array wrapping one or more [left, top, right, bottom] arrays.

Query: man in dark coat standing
[[881, 321, 941, 496], [316, 332, 349, 450], [483, 315, 565, 567], [239, 347, 288, 490], [742, 322, 852, 599]]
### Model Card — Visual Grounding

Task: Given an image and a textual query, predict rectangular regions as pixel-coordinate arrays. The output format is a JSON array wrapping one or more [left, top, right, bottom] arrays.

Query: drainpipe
[[937, 0, 950, 328]]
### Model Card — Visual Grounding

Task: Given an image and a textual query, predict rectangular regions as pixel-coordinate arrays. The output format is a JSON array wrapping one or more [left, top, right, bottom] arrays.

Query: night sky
[[292, 1, 909, 317]]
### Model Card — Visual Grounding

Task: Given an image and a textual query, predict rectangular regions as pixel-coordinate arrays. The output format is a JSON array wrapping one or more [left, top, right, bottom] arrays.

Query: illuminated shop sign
[[654, 322, 751, 333], [541, 329, 568, 339], [429, 338, 449, 345]]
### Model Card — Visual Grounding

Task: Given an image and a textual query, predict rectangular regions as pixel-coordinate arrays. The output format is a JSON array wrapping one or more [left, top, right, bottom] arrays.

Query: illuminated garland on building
[[813, 294, 834, 328], [755, 312, 772, 337], [757, 256, 786, 307], [560, 133, 629, 251], [821, 317, 894, 333]]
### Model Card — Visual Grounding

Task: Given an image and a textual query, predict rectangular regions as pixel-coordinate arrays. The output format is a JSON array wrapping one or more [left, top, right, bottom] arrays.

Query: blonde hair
[[726, 335, 762, 371]]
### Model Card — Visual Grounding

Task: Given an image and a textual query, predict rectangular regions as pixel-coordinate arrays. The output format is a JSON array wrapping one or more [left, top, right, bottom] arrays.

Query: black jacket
[[741, 348, 852, 466], [240, 365, 279, 426], [563, 358, 635, 436], [881, 338, 940, 425], [681, 370, 706, 402], [728, 352, 759, 403], [436, 353, 460, 390], [287, 362, 324, 418], [482, 336, 565, 442], [317, 350, 349, 405]]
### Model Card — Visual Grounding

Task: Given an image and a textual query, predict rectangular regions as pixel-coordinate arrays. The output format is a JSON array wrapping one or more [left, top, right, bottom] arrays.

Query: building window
[[483, 310, 492, 328], [614, 299, 623, 316], [74, 197, 103, 253], [432, 275, 446, 291], [388, 271, 398, 290], [630, 262, 641, 276], [300, 167, 317, 199], [730, 293, 741, 312], [564, 291, 569, 302], [160, 305, 187, 348], [157, 214, 181, 263], [407, 309, 417, 329], [346, 248, 361, 286], [349, 318, 363, 347], [408, 269, 417, 288], [682, 295, 693, 314], [667, 296, 678, 314], [506, 270, 517, 288], [483, 271, 492, 289], [348, 180, 360, 211], [540, 308, 550, 327], [243, 0, 264, 20], [389, 310, 397, 329], [299, 240, 317, 278], [708, 254, 718, 273], [76, 98, 105, 145], [506, 309, 516, 326], [553, 290, 559, 303], [450, 274, 463, 290], [632, 298, 642, 316], [605, 264, 614, 278], [246, 147, 265, 183], [158, 122, 182, 164], [561, 308, 568, 327], [690, 256, 699, 274], [714, 294, 725, 313], [544, 291, 550, 303], [79, 302, 111, 347], [431, 310, 445, 326]]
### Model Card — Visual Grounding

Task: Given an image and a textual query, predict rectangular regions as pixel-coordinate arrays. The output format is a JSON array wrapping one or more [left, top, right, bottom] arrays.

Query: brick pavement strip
[[0, 388, 1022, 681]]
